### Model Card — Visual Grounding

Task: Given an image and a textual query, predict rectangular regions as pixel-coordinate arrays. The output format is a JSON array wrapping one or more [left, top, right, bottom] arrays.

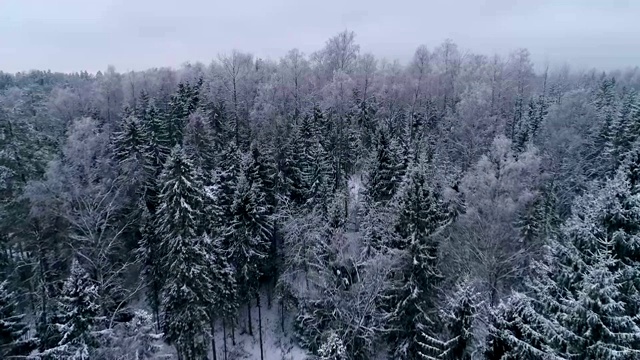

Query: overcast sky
[[1, 0, 639, 73]]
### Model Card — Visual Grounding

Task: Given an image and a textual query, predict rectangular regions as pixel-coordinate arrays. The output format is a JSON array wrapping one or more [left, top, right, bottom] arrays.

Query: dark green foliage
[[43, 259, 101, 359], [0, 281, 35, 358], [367, 129, 402, 204]]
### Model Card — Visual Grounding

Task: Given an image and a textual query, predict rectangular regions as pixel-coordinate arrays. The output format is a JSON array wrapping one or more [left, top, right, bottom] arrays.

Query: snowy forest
[[2, 30, 640, 360]]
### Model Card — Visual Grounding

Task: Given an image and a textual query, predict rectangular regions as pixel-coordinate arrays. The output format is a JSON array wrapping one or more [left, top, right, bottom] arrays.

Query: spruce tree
[[560, 243, 640, 359], [589, 76, 619, 178], [112, 116, 147, 165], [0, 281, 34, 358], [183, 111, 217, 174], [161, 233, 213, 360], [225, 159, 271, 336], [155, 145, 212, 359], [367, 129, 402, 204], [44, 259, 100, 360], [138, 209, 163, 331], [204, 234, 237, 360], [483, 293, 554, 360], [438, 280, 482, 360]]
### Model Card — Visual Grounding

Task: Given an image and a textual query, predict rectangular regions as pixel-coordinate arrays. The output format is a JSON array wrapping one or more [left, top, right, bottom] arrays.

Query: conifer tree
[[483, 293, 554, 360], [138, 209, 163, 330], [226, 161, 271, 336], [559, 243, 640, 359], [367, 129, 402, 204], [204, 234, 237, 360], [44, 259, 100, 360], [112, 116, 147, 165], [183, 111, 217, 174], [161, 232, 213, 360], [155, 145, 212, 359], [0, 281, 34, 358], [589, 76, 619, 177], [437, 280, 482, 360]]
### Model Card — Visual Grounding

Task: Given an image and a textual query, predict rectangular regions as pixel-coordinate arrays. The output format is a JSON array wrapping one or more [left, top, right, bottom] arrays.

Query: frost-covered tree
[[43, 259, 101, 360], [318, 332, 348, 360], [483, 293, 555, 360], [449, 135, 541, 305], [226, 160, 271, 336], [183, 110, 216, 174], [366, 129, 402, 205], [161, 232, 213, 360], [204, 234, 237, 360], [154, 145, 212, 359], [436, 280, 482, 360], [0, 280, 35, 358]]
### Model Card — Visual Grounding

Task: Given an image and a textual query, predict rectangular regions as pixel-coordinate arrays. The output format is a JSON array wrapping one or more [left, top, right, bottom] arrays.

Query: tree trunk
[[231, 319, 236, 345], [223, 319, 228, 360], [247, 301, 253, 336], [257, 293, 264, 360], [280, 300, 285, 334], [210, 317, 217, 360]]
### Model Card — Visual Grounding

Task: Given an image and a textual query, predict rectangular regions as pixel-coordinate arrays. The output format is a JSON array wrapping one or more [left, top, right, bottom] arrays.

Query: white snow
[[209, 290, 309, 360]]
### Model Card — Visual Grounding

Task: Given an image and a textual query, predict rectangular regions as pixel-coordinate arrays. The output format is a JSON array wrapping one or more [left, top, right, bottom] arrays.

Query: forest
[[2, 30, 640, 359]]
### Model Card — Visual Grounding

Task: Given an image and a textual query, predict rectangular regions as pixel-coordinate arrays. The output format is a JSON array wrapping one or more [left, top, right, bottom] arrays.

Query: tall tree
[[0, 281, 35, 358], [155, 145, 211, 359]]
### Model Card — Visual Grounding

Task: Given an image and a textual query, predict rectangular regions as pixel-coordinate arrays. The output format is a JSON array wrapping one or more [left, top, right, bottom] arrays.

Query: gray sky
[[1, 0, 639, 73]]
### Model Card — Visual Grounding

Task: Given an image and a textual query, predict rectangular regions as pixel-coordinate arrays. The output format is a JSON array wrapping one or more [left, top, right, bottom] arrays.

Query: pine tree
[[205, 233, 237, 360], [225, 160, 271, 336], [183, 111, 217, 174], [559, 243, 640, 359], [483, 293, 555, 360], [155, 145, 212, 359], [112, 116, 147, 165], [393, 163, 449, 249], [166, 80, 203, 147], [140, 101, 170, 212], [138, 209, 163, 331], [589, 76, 619, 178], [367, 129, 402, 204], [161, 232, 213, 360], [0, 281, 34, 358], [613, 89, 640, 164], [155, 145, 204, 242], [279, 124, 307, 207], [44, 259, 100, 360], [438, 280, 482, 360]]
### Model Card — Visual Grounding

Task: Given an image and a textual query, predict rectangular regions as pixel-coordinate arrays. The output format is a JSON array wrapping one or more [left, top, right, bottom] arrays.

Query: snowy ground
[[210, 293, 308, 360]]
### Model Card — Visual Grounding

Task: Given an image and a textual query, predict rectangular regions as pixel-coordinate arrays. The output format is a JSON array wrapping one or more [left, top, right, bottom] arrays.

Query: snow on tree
[[449, 135, 541, 305], [138, 209, 163, 330], [154, 145, 213, 359], [166, 79, 203, 147], [204, 233, 237, 359], [155, 144, 204, 242], [43, 259, 101, 360], [589, 76, 619, 178], [225, 157, 272, 335], [160, 232, 214, 360], [483, 292, 558, 360], [318, 331, 348, 360], [366, 129, 403, 205], [112, 115, 147, 166], [436, 279, 482, 360], [96, 309, 165, 360], [0, 280, 35, 358], [558, 242, 640, 359], [183, 110, 216, 174]]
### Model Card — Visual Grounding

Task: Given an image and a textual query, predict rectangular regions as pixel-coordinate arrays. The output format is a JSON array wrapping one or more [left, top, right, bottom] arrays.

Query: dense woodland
[[2, 31, 640, 359]]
